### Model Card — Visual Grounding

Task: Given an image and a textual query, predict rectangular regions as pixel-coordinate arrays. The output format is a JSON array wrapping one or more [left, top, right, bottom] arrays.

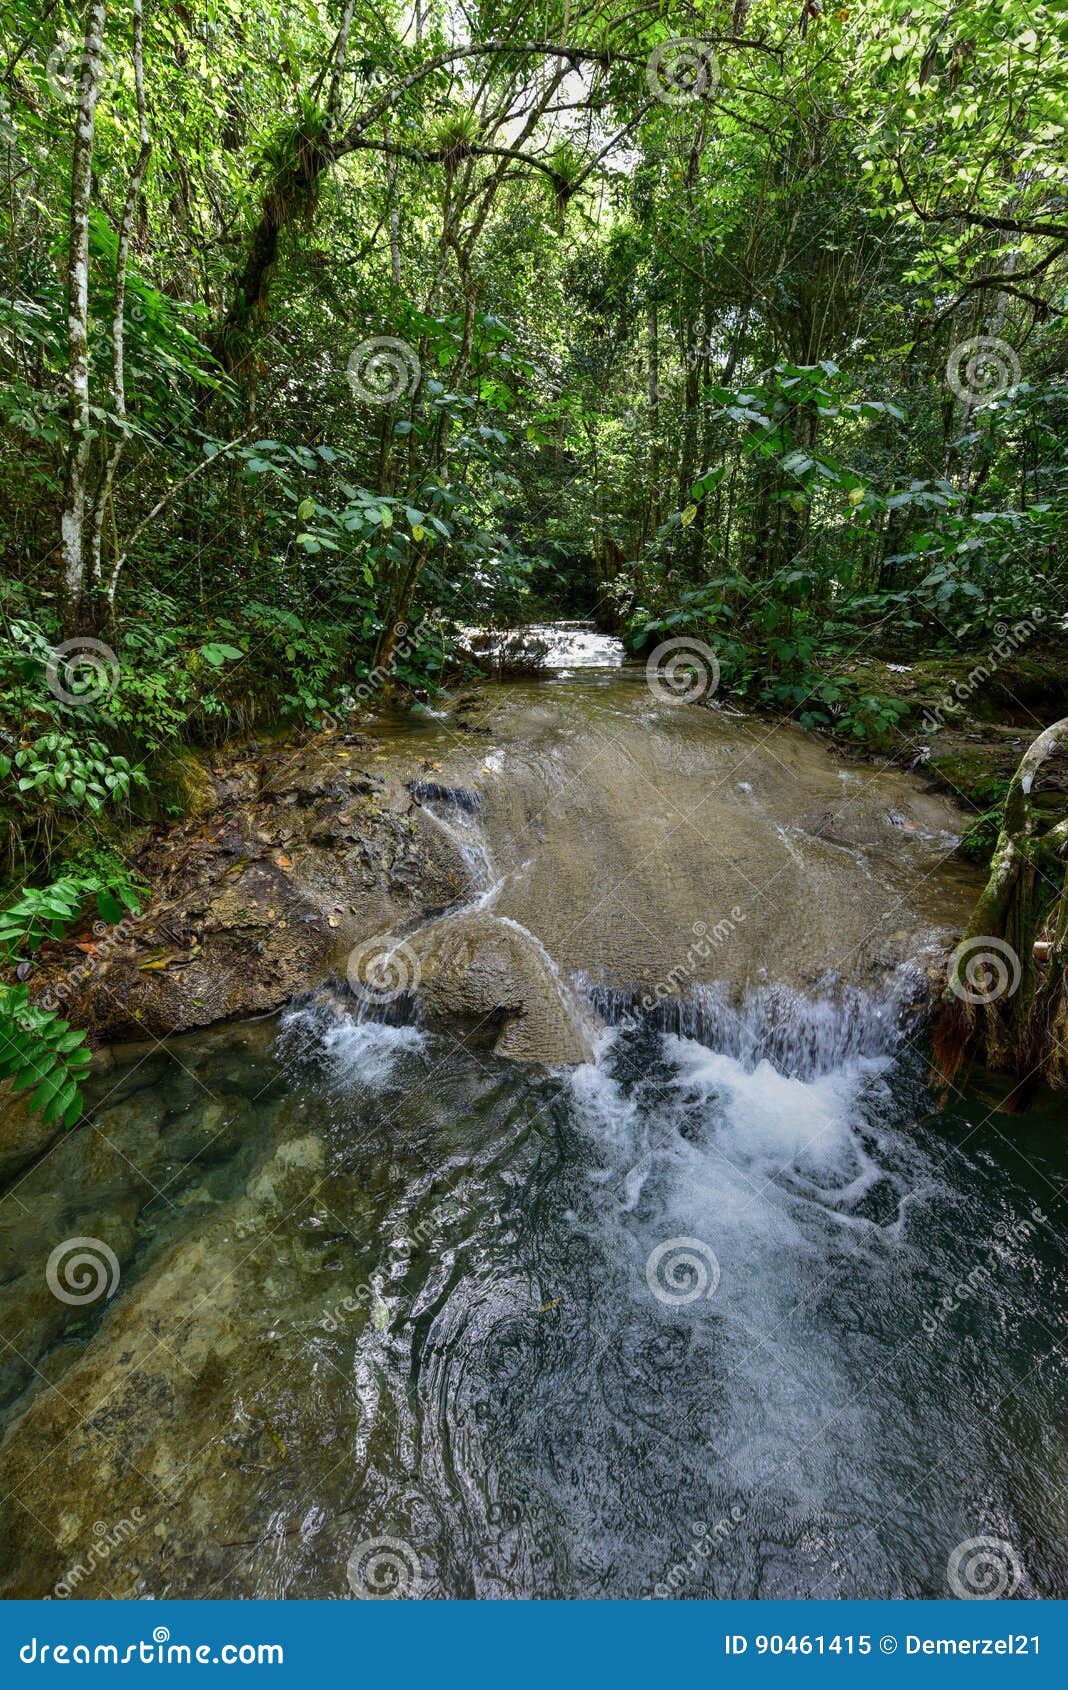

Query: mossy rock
[[145, 747, 219, 819]]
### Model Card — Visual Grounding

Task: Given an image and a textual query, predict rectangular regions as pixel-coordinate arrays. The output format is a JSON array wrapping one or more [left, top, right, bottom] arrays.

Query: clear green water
[[1, 991, 1065, 1599]]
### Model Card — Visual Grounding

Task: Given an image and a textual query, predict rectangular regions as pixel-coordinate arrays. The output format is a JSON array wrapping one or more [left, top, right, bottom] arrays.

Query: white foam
[[663, 1037, 891, 1177], [563, 993, 936, 1507], [279, 1004, 427, 1089], [570, 1031, 640, 1147]]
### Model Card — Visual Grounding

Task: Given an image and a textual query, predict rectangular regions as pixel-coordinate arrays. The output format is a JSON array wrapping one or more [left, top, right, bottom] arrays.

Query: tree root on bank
[[933, 716, 1068, 1106]]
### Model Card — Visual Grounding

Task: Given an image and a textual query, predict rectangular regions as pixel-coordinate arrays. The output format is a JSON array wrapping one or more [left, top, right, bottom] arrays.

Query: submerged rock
[[0, 1081, 61, 1185]]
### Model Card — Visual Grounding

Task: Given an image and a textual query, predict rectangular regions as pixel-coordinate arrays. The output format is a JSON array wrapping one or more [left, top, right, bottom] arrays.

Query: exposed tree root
[[933, 717, 1068, 1101]]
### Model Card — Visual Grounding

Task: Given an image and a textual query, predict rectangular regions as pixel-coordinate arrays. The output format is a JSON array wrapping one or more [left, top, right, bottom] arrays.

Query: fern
[[0, 870, 144, 1128], [0, 984, 91, 1127]]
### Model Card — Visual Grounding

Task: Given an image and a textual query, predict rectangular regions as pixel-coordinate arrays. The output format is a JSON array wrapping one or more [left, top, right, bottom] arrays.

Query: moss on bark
[[933, 718, 1068, 1101]]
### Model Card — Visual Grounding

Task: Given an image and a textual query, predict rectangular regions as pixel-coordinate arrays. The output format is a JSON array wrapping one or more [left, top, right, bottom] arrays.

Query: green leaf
[[199, 643, 243, 667], [96, 890, 124, 923]]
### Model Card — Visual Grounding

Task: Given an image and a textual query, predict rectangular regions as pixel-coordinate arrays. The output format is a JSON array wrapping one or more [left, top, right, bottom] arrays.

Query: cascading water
[[224, 980, 1058, 1601], [0, 645, 1064, 1600]]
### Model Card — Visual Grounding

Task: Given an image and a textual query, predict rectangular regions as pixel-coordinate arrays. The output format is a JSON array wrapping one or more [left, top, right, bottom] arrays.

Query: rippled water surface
[[2, 990, 1065, 1600], [1, 648, 1064, 1599]]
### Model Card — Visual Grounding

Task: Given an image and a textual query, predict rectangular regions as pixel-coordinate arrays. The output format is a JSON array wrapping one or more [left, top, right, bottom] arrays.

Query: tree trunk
[[933, 718, 1068, 1101], [59, 0, 107, 635], [89, 0, 151, 605]]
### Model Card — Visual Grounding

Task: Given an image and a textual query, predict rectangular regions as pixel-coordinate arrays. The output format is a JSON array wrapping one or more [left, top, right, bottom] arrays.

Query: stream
[[1, 629, 1066, 1600]]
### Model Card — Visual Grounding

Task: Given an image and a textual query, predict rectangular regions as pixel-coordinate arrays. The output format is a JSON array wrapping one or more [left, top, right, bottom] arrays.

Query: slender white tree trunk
[[326, 0, 357, 117], [60, 0, 107, 634], [89, 0, 151, 598]]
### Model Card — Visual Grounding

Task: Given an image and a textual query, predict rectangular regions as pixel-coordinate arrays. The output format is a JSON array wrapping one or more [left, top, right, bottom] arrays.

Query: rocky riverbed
[[3, 651, 1066, 1602], [4, 659, 990, 1187]]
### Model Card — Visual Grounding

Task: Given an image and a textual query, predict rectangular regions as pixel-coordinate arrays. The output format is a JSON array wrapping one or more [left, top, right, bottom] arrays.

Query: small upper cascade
[[577, 970, 924, 1080]]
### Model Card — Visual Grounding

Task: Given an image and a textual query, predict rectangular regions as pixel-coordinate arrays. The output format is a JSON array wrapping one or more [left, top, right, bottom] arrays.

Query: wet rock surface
[[25, 732, 472, 1044], [405, 908, 601, 1064], [22, 668, 985, 1063], [398, 672, 982, 1001]]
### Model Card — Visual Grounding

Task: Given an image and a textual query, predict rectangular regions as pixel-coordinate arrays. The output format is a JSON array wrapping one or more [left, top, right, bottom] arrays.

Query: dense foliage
[[1, 0, 1067, 1115]]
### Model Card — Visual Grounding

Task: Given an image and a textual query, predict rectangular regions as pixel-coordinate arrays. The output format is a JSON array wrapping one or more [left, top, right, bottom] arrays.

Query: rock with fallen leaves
[[27, 731, 470, 1044]]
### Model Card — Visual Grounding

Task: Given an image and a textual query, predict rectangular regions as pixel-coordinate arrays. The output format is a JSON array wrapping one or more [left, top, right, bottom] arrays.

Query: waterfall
[[575, 967, 925, 1080]]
